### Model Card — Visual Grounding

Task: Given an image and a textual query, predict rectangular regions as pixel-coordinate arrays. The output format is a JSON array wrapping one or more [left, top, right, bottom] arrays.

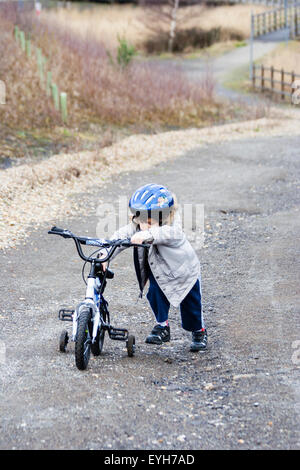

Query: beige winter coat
[[110, 212, 201, 307]]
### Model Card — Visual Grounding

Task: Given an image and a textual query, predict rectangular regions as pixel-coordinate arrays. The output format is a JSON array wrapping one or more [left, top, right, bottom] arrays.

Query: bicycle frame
[[50, 226, 150, 348], [72, 261, 109, 343]]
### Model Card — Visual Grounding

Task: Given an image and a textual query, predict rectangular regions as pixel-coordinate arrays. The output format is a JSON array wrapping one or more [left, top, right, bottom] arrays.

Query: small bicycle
[[48, 226, 149, 370]]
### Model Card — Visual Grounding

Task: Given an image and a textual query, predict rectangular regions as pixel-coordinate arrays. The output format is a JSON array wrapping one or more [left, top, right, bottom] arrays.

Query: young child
[[103, 183, 207, 352]]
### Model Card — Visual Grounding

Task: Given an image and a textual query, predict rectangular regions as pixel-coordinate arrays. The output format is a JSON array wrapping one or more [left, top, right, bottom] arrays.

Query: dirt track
[[0, 131, 299, 450]]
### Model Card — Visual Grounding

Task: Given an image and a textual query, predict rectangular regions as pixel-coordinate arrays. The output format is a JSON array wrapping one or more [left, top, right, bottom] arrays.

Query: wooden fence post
[[261, 64, 265, 92], [252, 64, 256, 88], [281, 68, 285, 100], [291, 71, 295, 101], [271, 66, 274, 95], [250, 12, 254, 81]]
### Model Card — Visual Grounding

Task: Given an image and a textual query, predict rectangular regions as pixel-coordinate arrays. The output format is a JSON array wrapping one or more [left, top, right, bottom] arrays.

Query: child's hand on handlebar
[[98, 250, 108, 271], [131, 231, 152, 245], [102, 261, 108, 272]]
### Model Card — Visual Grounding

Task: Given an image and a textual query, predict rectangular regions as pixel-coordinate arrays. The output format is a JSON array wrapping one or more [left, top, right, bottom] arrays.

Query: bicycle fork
[[71, 277, 101, 343]]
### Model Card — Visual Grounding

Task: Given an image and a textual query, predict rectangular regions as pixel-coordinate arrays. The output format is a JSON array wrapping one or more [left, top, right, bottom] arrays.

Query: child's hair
[[131, 193, 178, 227]]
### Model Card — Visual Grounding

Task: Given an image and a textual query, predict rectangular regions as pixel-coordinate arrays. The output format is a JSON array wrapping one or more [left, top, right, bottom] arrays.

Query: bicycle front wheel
[[75, 309, 92, 370], [91, 309, 106, 357]]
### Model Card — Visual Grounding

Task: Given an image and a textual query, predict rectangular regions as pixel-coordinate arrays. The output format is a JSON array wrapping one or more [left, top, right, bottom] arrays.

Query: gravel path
[[169, 29, 290, 104], [183, 29, 290, 78], [1, 113, 299, 250], [0, 132, 299, 450]]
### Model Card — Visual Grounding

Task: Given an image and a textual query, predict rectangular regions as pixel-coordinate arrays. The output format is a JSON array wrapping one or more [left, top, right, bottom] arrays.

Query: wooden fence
[[252, 64, 300, 101], [206, 0, 300, 4], [0, 0, 298, 6], [252, 3, 300, 37]]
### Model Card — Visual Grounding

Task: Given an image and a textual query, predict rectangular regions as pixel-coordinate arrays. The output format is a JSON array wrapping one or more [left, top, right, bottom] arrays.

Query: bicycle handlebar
[[48, 226, 150, 263]]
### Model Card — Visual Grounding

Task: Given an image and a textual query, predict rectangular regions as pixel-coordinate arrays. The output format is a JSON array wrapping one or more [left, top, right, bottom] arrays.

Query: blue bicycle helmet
[[129, 183, 174, 224]]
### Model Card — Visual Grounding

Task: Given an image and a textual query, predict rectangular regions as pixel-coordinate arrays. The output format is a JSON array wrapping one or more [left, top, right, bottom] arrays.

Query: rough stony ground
[[1, 112, 299, 250], [0, 133, 299, 450]]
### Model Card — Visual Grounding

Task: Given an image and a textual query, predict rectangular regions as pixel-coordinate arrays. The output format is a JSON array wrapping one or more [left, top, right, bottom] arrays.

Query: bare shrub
[[0, 15, 60, 129], [142, 26, 244, 54], [0, 7, 219, 129]]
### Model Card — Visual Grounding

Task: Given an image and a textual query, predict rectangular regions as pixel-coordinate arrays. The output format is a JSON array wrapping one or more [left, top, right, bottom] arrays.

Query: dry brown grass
[[41, 4, 144, 50], [0, 3, 273, 152], [0, 16, 60, 129], [261, 40, 300, 75], [41, 4, 269, 51], [174, 4, 268, 37], [0, 10, 221, 132]]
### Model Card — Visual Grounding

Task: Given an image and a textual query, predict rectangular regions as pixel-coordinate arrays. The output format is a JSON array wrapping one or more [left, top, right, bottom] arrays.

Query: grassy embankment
[[45, 4, 267, 56], [0, 3, 268, 165]]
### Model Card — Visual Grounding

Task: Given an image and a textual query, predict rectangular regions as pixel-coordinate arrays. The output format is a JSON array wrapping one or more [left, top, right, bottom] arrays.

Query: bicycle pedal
[[58, 308, 74, 322], [109, 327, 128, 341]]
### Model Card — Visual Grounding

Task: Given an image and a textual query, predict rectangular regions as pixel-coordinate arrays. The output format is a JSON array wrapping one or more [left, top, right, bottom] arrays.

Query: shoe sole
[[145, 336, 170, 345], [190, 344, 207, 352]]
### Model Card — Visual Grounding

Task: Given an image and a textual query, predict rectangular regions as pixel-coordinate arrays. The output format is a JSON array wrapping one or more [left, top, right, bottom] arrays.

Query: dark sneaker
[[190, 329, 208, 352], [145, 324, 170, 345]]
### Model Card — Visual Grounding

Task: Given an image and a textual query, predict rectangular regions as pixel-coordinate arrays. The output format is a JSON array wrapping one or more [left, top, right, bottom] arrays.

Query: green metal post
[[60, 92, 68, 122], [36, 48, 45, 87], [19, 31, 26, 51], [51, 83, 59, 110], [46, 71, 52, 97], [14, 25, 19, 43], [25, 39, 31, 58]]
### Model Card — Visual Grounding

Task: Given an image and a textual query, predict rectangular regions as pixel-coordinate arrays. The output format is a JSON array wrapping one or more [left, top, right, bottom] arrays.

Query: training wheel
[[59, 330, 69, 353], [126, 335, 135, 357]]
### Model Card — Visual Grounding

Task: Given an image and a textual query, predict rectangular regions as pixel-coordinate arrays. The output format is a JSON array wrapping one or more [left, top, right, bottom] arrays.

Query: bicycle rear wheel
[[75, 309, 92, 370]]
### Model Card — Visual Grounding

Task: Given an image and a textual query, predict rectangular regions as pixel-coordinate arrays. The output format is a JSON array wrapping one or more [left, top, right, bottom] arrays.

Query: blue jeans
[[146, 269, 205, 332]]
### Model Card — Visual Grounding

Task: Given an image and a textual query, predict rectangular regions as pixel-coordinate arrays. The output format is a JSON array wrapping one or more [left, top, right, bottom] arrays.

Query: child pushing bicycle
[[103, 183, 207, 352]]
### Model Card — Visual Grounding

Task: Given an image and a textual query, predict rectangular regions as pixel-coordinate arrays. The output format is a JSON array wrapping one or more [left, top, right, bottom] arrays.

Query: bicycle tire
[[75, 309, 92, 370], [59, 330, 69, 353], [91, 306, 106, 356]]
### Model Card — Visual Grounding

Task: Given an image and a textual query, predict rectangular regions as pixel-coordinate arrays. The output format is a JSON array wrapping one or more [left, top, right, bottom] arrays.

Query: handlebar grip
[[48, 226, 73, 238], [120, 240, 151, 248], [49, 226, 64, 233], [136, 243, 151, 248]]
